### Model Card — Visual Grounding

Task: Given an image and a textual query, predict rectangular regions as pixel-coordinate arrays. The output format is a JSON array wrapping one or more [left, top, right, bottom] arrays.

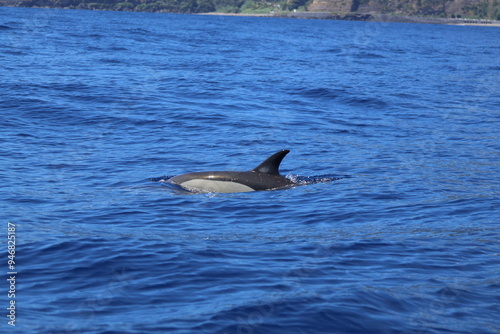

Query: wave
[[291, 87, 388, 109]]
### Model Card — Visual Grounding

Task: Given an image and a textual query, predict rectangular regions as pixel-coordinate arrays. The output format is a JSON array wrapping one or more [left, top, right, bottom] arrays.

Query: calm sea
[[1, 6, 499, 333]]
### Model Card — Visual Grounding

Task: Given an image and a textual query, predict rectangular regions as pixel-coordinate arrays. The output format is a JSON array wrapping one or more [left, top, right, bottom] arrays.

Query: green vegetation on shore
[[0, 0, 286, 14], [1, 0, 499, 20]]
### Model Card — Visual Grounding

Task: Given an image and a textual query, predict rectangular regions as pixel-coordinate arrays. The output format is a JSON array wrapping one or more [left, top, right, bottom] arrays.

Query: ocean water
[[1, 6, 500, 333]]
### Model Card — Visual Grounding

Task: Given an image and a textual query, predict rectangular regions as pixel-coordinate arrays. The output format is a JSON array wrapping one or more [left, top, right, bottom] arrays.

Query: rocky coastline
[[202, 11, 500, 26]]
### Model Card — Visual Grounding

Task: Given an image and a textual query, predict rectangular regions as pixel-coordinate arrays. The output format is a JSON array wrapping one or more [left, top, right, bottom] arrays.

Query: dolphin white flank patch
[[180, 179, 254, 193]]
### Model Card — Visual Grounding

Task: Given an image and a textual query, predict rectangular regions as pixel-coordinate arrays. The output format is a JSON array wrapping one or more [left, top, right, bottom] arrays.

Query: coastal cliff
[[307, 0, 500, 20], [308, 0, 356, 13]]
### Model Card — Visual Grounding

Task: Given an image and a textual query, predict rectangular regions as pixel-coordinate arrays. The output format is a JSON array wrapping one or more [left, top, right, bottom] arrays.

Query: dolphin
[[167, 150, 296, 193]]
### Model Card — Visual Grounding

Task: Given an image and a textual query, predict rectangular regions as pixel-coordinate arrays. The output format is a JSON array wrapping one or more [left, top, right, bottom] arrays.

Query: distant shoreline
[[1, 5, 499, 27]]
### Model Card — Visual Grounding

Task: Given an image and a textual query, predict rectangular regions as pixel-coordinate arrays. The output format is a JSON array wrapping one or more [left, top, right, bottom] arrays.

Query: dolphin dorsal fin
[[251, 150, 290, 175]]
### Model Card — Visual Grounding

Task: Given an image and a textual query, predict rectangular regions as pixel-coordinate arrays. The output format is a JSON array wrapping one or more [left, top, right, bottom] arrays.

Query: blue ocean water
[[1, 6, 500, 333]]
